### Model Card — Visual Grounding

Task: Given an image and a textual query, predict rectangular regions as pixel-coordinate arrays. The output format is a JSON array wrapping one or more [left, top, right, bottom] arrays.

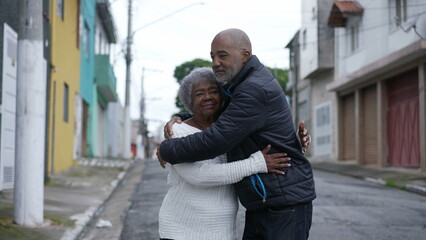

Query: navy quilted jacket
[[160, 56, 316, 210]]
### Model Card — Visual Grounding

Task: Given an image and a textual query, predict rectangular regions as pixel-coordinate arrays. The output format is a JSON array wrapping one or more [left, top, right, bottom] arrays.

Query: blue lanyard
[[250, 174, 267, 203], [222, 88, 233, 98]]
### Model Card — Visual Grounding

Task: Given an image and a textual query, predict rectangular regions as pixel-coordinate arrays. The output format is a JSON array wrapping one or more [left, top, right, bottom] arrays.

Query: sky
[[110, 0, 301, 136]]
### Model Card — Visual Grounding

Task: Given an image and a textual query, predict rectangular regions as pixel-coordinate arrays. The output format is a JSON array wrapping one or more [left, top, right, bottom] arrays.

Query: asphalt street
[[84, 157, 426, 240]]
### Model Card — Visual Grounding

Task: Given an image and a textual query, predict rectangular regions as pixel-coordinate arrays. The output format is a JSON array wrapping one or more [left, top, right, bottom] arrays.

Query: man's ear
[[241, 49, 251, 63]]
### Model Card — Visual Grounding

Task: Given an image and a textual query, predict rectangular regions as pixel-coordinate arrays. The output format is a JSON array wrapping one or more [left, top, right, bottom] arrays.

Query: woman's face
[[191, 81, 222, 119]]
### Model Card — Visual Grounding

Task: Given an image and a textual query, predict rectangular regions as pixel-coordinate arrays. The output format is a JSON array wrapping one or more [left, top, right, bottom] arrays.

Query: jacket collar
[[223, 55, 262, 93]]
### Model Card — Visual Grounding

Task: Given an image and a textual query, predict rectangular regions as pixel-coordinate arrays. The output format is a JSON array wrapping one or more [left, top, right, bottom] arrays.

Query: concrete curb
[[364, 176, 426, 195], [312, 163, 426, 196], [59, 159, 135, 240], [404, 184, 426, 195], [363, 177, 386, 185]]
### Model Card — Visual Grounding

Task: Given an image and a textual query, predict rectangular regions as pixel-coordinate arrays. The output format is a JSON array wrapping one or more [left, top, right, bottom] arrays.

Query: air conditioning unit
[[0, 23, 18, 190]]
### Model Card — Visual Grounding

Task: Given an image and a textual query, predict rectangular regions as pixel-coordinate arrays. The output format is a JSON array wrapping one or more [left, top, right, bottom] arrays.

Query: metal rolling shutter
[[362, 85, 377, 165], [342, 93, 355, 161]]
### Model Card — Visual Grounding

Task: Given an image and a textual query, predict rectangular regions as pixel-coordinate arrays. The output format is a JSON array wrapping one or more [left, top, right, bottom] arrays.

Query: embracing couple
[[156, 28, 316, 240]]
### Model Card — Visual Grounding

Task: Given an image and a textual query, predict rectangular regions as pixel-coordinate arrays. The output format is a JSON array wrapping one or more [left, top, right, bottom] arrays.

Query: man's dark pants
[[242, 201, 313, 240]]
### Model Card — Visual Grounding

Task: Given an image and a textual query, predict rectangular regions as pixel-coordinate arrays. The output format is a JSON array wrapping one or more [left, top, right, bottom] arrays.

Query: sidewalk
[[0, 158, 138, 240], [0, 158, 425, 240]]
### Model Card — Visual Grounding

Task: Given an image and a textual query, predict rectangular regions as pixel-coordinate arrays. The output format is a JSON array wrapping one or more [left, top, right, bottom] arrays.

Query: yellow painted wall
[[48, 0, 80, 174]]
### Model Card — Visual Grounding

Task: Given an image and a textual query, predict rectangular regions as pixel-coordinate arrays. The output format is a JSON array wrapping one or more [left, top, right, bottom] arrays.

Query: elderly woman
[[158, 67, 290, 240]]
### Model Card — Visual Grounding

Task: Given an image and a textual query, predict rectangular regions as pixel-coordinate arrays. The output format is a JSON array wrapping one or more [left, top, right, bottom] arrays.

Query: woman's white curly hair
[[178, 67, 221, 113]]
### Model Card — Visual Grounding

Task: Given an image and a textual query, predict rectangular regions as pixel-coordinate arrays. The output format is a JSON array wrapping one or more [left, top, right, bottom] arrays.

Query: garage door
[[341, 93, 355, 161], [387, 69, 419, 167], [362, 85, 377, 165]]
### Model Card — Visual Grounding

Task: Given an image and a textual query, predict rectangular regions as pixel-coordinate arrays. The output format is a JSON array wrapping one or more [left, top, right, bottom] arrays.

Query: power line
[[293, 11, 426, 48]]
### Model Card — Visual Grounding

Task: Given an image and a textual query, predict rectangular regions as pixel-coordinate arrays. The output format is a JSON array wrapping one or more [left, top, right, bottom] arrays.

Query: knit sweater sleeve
[[170, 123, 267, 187], [172, 151, 267, 187]]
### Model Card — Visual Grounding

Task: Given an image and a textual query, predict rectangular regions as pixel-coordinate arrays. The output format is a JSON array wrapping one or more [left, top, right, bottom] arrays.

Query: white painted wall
[[335, 0, 426, 79], [310, 72, 337, 159], [73, 93, 82, 159], [300, 0, 319, 80], [96, 102, 106, 157], [107, 101, 124, 158]]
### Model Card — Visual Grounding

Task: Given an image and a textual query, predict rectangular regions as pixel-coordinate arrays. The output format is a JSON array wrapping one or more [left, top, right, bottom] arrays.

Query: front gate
[[387, 69, 419, 167]]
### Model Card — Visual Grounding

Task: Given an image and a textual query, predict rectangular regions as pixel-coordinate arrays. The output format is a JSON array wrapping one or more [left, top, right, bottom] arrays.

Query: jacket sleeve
[[160, 82, 267, 164], [172, 151, 267, 187], [174, 112, 192, 121]]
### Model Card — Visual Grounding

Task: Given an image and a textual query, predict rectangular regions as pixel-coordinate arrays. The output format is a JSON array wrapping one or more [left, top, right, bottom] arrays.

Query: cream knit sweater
[[158, 123, 267, 240]]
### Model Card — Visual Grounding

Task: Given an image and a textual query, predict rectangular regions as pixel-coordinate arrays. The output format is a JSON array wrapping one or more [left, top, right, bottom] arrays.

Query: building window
[[98, 32, 102, 54], [390, 0, 408, 28], [82, 23, 89, 59], [316, 103, 330, 127], [395, 0, 407, 25], [63, 83, 69, 122], [314, 102, 332, 156], [57, 0, 64, 20], [302, 29, 307, 49], [350, 23, 359, 52]]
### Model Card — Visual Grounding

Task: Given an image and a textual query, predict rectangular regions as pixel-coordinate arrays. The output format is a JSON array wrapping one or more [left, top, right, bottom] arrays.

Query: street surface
[[110, 158, 426, 239], [310, 170, 426, 240]]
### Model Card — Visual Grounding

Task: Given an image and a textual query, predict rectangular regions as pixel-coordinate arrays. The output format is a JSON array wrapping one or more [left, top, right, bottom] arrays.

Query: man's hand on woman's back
[[163, 116, 182, 139], [261, 145, 291, 175], [298, 121, 311, 153]]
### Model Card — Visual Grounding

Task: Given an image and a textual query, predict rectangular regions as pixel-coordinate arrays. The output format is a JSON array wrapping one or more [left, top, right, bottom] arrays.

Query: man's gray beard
[[215, 73, 233, 85]]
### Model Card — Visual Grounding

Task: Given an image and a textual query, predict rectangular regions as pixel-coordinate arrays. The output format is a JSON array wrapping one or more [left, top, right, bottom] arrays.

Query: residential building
[[78, 0, 96, 158], [327, 0, 426, 170], [43, 0, 52, 177], [48, 0, 81, 174], [293, 0, 426, 171], [78, 0, 119, 159], [93, 0, 118, 158], [293, 0, 337, 160]]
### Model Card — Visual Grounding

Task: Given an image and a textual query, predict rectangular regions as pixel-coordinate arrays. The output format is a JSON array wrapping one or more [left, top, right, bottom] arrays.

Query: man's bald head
[[213, 28, 252, 54], [210, 28, 253, 84]]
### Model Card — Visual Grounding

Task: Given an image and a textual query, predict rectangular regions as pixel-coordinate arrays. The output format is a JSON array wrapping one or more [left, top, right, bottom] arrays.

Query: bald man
[[158, 29, 315, 240]]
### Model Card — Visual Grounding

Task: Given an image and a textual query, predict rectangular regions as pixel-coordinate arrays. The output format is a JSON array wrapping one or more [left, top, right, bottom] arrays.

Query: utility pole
[[138, 67, 162, 159], [15, 0, 45, 226], [139, 68, 149, 159], [123, 1, 203, 159], [123, 0, 133, 158]]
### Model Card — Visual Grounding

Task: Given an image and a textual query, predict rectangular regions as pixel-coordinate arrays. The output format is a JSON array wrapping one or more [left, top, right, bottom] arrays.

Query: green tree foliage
[[173, 58, 211, 112], [267, 67, 289, 93], [174, 58, 211, 84]]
